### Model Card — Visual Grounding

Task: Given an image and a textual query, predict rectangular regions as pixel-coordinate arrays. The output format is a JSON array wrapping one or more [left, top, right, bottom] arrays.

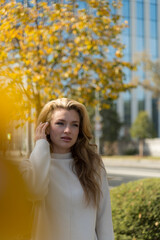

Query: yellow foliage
[[0, 0, 135, 121]]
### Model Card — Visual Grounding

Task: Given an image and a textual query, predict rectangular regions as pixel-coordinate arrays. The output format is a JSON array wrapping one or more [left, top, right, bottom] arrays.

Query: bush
[[123, 147, 138, 156], [110, 178, 160, 240]]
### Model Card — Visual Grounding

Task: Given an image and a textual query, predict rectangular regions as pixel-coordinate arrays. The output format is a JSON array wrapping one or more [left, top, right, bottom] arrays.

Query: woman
[[21, 98, 114, 240]]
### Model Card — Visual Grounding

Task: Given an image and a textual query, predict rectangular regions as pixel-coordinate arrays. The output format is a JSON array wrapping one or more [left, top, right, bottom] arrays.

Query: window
[[150, 0, 157, 4], [150, 21, 157, 38], [122, 0, 130, 18], [150, 38, 158, 58], [152, 98, 158, 136], [150, 3, 157, 21], [137, 86, 145, 112], [123, 91, 131, 126], [123, 54, 130, 62], [122, 18, 130, 36], [122, 36, 130, 56], [136, 19, 144, 37], [136, 2, 144, 19], [122, 35, 130, 51], [123, 68, 131, 83], [136, 65, 145, 82], [136, 37, 144, 52]]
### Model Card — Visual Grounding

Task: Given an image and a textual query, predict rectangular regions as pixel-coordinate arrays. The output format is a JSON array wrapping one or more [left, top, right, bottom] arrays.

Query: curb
[[102, 158, 160, 169]]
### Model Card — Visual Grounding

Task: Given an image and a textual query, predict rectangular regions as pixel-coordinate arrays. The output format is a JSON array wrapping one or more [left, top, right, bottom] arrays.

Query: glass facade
[[150, 0, 158, 59], [123, 91, 131, 127], [149, 0, 159, 134], [152, 98, 158, 136], [120, 0, 159, 136], [136, 0, 145, 112], [122, 0, 130, 62], [121, 0, 131, 127]]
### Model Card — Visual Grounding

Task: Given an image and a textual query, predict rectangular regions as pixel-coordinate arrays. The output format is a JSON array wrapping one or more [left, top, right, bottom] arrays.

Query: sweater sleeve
[[19, 139, 51, 201], [96, 168, 114, 240]]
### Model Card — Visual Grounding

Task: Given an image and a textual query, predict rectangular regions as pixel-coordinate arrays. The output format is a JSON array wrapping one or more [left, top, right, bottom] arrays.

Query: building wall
[[117, 0, 160, 137], [144, 138, 160, 156]]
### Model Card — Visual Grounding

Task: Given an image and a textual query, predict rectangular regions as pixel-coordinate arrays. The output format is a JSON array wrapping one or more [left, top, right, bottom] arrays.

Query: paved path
[[102, 157, 160, 187], [102, 157, 160, 169]]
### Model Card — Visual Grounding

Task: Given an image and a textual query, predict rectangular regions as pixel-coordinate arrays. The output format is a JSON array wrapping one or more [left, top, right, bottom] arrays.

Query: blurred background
[[0, 0, 160, 158]]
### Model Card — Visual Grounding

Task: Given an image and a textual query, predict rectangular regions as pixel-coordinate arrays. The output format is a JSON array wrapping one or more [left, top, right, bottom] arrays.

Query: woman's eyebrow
[[56, 119, 65, 121], [56, 119, 79, 123]]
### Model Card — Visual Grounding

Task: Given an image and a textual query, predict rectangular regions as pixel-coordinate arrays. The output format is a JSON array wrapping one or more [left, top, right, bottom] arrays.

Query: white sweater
[[22, 139, 114, 240]]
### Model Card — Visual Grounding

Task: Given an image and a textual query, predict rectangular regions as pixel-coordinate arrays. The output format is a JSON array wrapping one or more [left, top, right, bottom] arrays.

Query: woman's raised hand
[[35, 122, 49, 141]]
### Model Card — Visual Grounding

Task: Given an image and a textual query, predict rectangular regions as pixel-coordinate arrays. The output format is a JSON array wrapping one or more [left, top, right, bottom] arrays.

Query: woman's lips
[[61, 137, 72, 141]]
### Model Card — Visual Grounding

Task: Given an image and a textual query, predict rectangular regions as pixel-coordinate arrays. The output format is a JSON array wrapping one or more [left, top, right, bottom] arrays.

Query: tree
[[134, 53, 160, 136], [101, 106, 122, 142], [0, 0, 135, 123], [100, 104, 122, 155], [137, 53, 160, 98], [130, 111, 156, 156]]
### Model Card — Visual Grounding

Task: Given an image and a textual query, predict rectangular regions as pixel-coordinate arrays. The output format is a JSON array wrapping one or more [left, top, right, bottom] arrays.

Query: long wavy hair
[[37, 98, 104, 207]]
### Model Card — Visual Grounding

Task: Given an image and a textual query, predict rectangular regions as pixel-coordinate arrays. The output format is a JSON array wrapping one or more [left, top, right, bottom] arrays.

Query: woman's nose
[[64, 125, 71, 133]]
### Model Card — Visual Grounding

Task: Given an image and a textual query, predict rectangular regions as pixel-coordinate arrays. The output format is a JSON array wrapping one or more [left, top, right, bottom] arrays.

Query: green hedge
[[110, 178, 160, 240]]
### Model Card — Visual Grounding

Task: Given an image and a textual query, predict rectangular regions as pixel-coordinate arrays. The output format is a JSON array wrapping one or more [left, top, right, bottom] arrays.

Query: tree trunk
[[139, 139, 144, 157]]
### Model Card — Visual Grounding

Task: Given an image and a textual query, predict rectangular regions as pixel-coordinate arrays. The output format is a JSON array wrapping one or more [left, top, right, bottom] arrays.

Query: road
[[103, 164, 160, 188]]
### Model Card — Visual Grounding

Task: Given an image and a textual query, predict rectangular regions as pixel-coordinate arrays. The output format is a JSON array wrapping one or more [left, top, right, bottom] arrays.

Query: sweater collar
[[51, 152, 72, 160]]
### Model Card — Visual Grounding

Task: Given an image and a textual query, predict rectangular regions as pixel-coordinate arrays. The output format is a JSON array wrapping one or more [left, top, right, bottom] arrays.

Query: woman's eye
[[73, 124, 79, 127], [56, 122, 64, 125]]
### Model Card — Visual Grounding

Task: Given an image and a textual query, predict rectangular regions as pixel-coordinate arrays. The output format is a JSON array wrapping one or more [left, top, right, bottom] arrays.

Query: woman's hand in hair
[[35, 122, 49, 141]]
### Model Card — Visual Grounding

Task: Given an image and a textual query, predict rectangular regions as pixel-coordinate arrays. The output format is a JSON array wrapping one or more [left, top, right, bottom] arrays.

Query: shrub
[[110, 178, 160, 240], [123, 147, 138, 156]]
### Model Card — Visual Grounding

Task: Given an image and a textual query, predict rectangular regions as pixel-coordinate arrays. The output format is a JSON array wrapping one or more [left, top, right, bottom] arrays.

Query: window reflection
[[136, 65, 145, 81], [136, 37, 144, 52], [150, 38, 158, 58], [136, 20, 144, 37], [123, 54, 130, 62], [137, 86, 145, 112], [122, 22, 130, 36], [122, 0, 131, 80], [150, 3, 157, 20], [123, 36, 130, 54], [122, 0, 130, 18], [123, 68, 131, 83], [136, 2, 144, 19], [152, 98, 158, 137], [150, 21, 157, 38], [150, 0, 157, 3], [123, 91, 131, 127]]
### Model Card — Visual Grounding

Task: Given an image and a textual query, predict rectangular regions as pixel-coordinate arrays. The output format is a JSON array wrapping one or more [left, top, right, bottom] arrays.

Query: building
[[116, 0, 160, 137]]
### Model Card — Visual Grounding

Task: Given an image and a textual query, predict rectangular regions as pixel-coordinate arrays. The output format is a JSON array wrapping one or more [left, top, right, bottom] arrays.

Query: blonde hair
[[37, 98, 104, 207]]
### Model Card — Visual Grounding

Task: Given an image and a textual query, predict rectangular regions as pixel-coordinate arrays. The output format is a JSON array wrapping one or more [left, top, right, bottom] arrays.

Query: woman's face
[[48, 108, 80, 154]]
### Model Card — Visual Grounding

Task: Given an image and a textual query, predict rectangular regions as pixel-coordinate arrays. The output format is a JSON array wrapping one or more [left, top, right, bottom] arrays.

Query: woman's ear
[[45, 124, 50, 135]]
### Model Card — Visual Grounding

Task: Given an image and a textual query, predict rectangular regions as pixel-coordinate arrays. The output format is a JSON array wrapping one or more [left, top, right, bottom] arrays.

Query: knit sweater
[[21, 139, 114, 240]]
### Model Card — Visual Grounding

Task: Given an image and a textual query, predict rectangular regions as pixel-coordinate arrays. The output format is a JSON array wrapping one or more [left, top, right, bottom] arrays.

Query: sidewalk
[[102, 156, 160, 169], [3, 154, 160, 170]]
